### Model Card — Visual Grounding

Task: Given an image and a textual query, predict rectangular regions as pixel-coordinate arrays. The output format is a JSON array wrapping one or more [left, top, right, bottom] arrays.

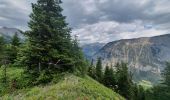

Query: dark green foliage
[[162, 62, 170, 88], [115, 62, 147, 100], [88, 59, 96, 79], [88, 61, 144, 100], [145, 86, 170, 100], [103, 65, 116, 89], [115, 62, 133, 100], [11, 33, 20, 47], [0, 37, 10, 80], [132, 84, 139, 100], [95, 57, 103, 82], [71, 36, 88, 76], [7, 34, 21, 63], [0, 36, 12, 93], [0, 36, 4, 51], [15, 0, 87, 85], [145, 62, 170, 100], [0, 36, 5, 65], [138, 85, 146, 100], [0, 34, 21, 65]]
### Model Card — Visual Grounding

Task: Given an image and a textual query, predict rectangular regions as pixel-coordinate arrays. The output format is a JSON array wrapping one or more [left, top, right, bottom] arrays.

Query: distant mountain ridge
[[92, 34, 170, 84], [82, 43, 105, 60], [0, 27, 23, 41]]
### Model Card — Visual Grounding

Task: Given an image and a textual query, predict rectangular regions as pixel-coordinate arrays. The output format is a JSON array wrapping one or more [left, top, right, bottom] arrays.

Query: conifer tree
[[95, 57, 103, 82], [116, 62, 133, 99], [162, 62, 170, 88], [88, 59, 96, 79], [138, 85, 146, 100], [148, 62, 170, 100], [71, 35, 87, 75], [17, 0, 84, 84], [9, 33, 21, 63], [0, 36, 6, 83], [159, 62, 170, 99], [0, 36, 5, 62], [0, 36, 11, 85], [11, 33, 20, 47], [103, 65, 115, 88]]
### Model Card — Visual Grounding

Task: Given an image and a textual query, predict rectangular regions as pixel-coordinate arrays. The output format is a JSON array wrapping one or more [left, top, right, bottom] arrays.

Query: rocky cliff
[[93, 34, 170, 83]]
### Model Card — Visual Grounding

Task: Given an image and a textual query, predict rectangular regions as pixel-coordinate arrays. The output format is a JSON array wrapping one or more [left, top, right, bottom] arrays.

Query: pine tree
[[95, 57, 103, 82]]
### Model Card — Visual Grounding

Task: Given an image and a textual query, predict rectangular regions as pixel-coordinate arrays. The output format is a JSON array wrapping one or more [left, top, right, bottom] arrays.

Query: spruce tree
[[0, 36, 5, 63], [9, 33, 21, 63], [162, 62, 170, 88], [0, 36, 6, 83], [116, 62, 133, 99], [138, 85, 146, 100], [102, 64, 118, 91], [88, 59, 96, 79], [11, 33, 20, 47], [17, 0, 83, 84], [160, 62, 170, 99], [95, 57, 103, 82], [0, 36, 11, 86], [71, 35, 87, 75]]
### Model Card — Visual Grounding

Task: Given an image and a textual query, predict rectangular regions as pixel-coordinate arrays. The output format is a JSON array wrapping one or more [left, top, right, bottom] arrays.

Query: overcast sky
[[0, 0, 170, 44]]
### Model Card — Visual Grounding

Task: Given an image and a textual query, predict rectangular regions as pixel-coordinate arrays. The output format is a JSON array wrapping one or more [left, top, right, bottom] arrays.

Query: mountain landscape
[[1, 26, 170, 84], [83, 34, 170, 83], [1, 0, 170, 100]]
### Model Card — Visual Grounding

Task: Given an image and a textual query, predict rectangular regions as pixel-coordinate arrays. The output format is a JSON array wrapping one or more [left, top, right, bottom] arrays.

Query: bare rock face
[[93, 34, 170, 84]]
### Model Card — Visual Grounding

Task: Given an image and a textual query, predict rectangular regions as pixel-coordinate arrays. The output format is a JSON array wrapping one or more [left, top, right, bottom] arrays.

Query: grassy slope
[[138, 80, 153, 90], [0, 67, 124, 100]]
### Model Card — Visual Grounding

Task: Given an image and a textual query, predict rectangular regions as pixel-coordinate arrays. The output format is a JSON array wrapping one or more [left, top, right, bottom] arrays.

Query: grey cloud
[[0, 0, 33, 30], [61, 0, 170, 44], [62, 0, 170, 28], [1, 0, 170, 30], [0, 0, 169, 44]]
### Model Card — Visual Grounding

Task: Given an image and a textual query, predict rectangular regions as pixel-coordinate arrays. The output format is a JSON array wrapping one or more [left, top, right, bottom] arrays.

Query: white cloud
[[72, 20, 168, 44]]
